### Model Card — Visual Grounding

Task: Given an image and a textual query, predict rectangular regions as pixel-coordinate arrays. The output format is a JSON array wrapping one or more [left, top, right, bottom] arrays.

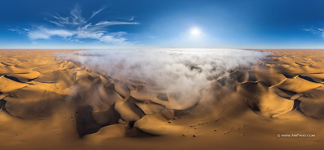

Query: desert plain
[[0, 49, 324, 150]]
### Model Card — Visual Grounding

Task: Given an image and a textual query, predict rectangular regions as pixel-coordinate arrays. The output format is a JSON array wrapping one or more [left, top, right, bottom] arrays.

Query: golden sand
[[0, 49, 323, 150]]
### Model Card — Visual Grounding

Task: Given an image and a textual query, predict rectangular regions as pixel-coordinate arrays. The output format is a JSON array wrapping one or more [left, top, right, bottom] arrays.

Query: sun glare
[[189, 27, 202, 36]]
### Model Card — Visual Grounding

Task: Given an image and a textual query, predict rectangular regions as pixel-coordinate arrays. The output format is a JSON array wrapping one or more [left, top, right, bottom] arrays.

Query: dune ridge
[[0, 49, 324, 150]]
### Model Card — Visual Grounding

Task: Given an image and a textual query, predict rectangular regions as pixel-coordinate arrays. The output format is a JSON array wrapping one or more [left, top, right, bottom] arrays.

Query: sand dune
[[0, 75, 27, 93], [0, 49, 324, 150]]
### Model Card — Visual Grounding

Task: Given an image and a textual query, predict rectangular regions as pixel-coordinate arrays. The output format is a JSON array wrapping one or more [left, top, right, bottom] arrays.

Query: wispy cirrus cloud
[[45, 5, 86, 27], [95, 21, 139, 26], [27, 26, 129, 44], [303, 27, 324, 37], [8, 28, 30, 34], [27, 27, 73, 40], [9, 5, 139, 44], [88, 6, 106, 20], [129, 16, 135, 21]]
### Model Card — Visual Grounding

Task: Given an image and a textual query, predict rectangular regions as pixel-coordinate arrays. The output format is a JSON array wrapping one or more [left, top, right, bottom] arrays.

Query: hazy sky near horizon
[[1, 0, 324, 49]]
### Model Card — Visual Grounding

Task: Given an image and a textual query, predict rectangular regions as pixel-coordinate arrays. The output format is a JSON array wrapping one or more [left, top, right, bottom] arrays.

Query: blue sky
[[1, 0, 324, 49]]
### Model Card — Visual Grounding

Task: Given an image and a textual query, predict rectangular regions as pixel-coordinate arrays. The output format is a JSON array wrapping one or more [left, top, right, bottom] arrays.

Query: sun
[[189, 27, 202, 36]]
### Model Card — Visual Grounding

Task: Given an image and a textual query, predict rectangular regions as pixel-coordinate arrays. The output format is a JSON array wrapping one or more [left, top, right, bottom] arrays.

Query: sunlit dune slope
[[0, 49, 324, 150]]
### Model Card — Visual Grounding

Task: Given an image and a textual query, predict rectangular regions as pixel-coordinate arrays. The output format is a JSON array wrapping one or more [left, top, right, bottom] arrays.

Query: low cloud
[[59, 49, 269, 107]]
